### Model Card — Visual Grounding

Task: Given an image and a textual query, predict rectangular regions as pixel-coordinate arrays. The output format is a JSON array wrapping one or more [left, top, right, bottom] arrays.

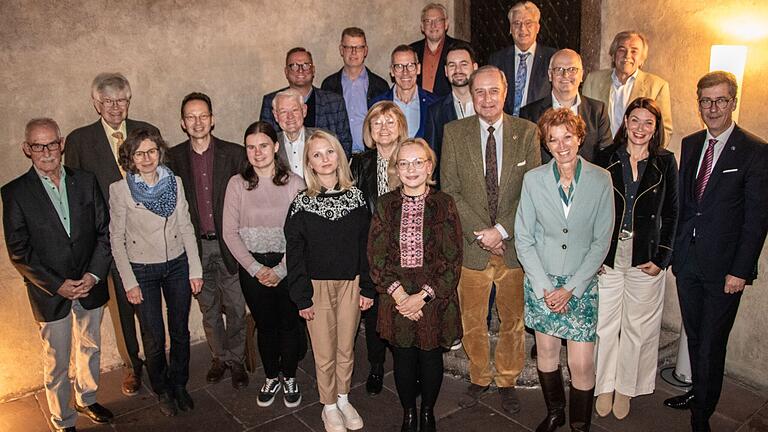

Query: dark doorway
[[470, 0, 582, 64]]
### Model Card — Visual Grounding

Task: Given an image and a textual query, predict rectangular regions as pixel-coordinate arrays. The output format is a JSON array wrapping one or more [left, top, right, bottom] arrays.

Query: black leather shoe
[[401, 407, 418, 432], [366, 371, 384, 396], [206, 358, 228, 383], [158, 393, 177, 417], [174, 386, 194, 411], [74, 403, 113, 424], [664, 389, 694, 410], [420, 405, 436, 432], [229, 361, 249, 389]]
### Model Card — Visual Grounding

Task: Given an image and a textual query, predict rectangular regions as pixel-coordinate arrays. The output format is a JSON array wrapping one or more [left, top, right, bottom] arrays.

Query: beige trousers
[[596, 238, 666, 397], [306, 277, 361, 405], [39, 301, 104, 429]]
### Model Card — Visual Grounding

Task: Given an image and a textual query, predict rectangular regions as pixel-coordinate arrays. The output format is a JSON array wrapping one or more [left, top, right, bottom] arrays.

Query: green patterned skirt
[[524, 274, 598, 342]]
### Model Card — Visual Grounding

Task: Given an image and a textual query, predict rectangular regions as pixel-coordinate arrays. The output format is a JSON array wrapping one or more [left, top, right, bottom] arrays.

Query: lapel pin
[[512, 135, 517, 140], [730, 146, 736, 151]]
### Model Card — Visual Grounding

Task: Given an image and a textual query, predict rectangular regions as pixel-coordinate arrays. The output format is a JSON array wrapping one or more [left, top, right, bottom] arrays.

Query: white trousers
[[39, 301, 104, 429], [595, 238, 665, 397]]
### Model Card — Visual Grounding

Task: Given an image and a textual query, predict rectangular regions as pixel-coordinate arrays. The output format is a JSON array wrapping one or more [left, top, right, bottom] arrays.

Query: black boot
[[420, 405, 436, 432], [569, 386, 594, 432], [536, 369, 566, 432], [401, 407, 418, 432]]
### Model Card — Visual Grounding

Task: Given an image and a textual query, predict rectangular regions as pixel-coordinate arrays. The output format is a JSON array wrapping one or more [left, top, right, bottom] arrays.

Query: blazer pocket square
[[722, 168, 738, 173], [516, 160, 527, 167]]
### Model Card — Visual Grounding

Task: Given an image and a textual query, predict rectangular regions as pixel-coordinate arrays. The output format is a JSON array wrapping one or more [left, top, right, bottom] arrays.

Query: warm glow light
[[719, 15, 768, 42], [709, 45, 747, 122]]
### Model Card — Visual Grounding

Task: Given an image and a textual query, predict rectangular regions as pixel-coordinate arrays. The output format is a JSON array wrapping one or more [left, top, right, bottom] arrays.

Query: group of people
[[3, 2, 767, 432]]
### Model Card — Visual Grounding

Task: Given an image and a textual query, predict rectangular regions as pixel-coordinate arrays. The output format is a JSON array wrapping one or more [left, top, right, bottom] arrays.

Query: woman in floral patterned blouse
[[368, 138, 463, 432]]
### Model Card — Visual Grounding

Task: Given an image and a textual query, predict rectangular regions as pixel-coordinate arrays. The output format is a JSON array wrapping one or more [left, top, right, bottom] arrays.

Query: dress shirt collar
[[706, 120, 736, 143], [611, 68, 639, 88], [552, 92, 581, 114], [514, 42, 537, 57]]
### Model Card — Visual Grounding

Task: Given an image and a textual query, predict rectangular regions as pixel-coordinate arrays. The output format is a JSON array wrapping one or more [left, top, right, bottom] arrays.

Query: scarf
[[126, 165, 177, 218]]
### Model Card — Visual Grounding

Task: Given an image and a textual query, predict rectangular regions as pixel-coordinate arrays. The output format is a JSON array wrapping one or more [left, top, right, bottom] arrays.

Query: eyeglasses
[[396, 158, 428, 170], [99, 97, 130, 107], [422, 18, 446, 27], [698, 98, 733, 109], [550, 67, 581, 77], [392, 62, 418, 73], [342, 45, 366, 52], [287, 63, 313, 72], [27, 139, 61, 152], [511, 20, 537, 29], [183, 113, 212, 122], [133, 148, 159, 159], [371, 118, 396, 130]]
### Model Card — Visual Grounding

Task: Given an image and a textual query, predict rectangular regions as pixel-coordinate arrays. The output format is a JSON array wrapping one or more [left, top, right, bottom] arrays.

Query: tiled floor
[[1, 334, 766, 432]]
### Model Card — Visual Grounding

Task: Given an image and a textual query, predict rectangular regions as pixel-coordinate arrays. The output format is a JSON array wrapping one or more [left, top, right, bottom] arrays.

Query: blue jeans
[[132, 253, 191, 395]]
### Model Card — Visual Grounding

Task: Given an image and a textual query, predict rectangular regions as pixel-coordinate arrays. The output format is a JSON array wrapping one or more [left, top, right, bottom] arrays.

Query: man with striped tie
[[667, 71, 768, 432]]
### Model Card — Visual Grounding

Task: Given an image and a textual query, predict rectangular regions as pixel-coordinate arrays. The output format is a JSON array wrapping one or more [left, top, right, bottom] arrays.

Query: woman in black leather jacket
[[593, 97, 679, 421], [349, 100, 409, 395]]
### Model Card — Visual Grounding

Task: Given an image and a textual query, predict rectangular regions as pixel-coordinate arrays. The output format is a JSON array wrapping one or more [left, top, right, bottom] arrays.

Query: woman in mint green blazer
[[515, 108, 614, 432]]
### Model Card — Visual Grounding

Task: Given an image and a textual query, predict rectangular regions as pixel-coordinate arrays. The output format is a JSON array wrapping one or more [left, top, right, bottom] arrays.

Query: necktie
[[513, 53, 531, 116], [112, 131, 125, 177], [485, 126, 499, 224], [695, 139, 717, 202]]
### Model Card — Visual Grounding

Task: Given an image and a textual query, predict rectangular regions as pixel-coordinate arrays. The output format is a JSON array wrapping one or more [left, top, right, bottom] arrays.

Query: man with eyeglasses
[[370, 45, 439, 139], [665, 71, 768, 432], [425, 41, 478, 188], [582, 31, 673, 142], [321, 27, 389, 155], [166, 92, 247, 391], [489, 1, 556, 116], [260, 47, 353, 157], [409, 2, 469, 97], [65, 72, 159, 398], [272, 89, 319, 178], [3, 118, 114, 431], [521, 49, 612, 162]]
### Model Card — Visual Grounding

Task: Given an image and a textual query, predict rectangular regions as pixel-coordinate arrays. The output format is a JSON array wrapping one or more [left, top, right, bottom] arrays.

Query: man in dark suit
[[521, 49, 612, 162], [259, 47, 353, 157], [425, 41, 478, 188], [3, 118, 114, 431], [409, 2, 469, 97], [65, 72, 159, 397], [489, 1, 556, 116], [665, 71, 768, 432], [166, 92, 247, 389], [370, 45, 440, 139], [321, 27, 389, 155]]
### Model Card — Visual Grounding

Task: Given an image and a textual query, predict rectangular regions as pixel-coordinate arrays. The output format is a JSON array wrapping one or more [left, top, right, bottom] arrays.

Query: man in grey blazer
[[273, 89, 318, 178], [441, 65, 541, 414], [65, 72, 159, 397]]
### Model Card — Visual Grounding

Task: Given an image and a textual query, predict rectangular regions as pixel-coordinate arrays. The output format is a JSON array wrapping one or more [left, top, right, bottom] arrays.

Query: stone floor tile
[[35, 391, 115, 432], [112, 388, 242, 432], [479, 386, 547, 431], [92, 366, 159, 418], [0, 395, 49, 432], [245, 414, 313, 432], [186, 342, 220, 392], [711, 411, 744, 432], [593, 387, 692, 432], [716, 379, 768, 423], [438, 404, 530, 431], [207, 366, 319, 429], [294, 384, 402, 432]]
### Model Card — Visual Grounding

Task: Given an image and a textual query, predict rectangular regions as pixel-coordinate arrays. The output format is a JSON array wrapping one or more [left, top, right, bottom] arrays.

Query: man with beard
[[425, 41, 478, 187]]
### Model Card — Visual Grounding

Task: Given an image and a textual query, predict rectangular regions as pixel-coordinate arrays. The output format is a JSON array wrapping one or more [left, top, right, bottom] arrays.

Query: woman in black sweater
[[285, 130, 374, 432]]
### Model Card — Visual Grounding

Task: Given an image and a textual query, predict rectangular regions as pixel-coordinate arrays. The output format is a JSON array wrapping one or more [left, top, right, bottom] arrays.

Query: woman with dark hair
[[514, 109, 614, 432], [368, 138, 462, 432], [593, 97, 678, 420], [109, 127, 202, 417], [222, 121, 306, 408], [350, 101, 409, 395]]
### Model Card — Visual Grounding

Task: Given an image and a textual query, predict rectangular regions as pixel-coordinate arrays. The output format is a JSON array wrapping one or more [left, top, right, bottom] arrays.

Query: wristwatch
[[421, 291, 433, 303]]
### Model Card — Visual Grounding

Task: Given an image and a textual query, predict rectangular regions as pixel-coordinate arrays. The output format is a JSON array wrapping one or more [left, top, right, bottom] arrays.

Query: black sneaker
[[257, 377, 282, 407], [283, 377, 302, 408]]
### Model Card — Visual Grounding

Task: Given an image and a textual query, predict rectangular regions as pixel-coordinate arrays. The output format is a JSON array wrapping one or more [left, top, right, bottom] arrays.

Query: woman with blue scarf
[[109, 128, 203, 417]]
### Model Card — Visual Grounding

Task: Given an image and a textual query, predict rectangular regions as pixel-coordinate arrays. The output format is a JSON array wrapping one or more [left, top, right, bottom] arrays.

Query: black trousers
[[391, 346, 444, 409], [240, 252, 304, 379], [363, 294, 388, 366], [676, 248, 743, 427], [108, 263, 144, 376]]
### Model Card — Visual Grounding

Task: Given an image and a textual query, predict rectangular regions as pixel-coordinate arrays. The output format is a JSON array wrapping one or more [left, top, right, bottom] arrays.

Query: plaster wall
[[599, 0, 768, 390], [0, 0, 454, 400]]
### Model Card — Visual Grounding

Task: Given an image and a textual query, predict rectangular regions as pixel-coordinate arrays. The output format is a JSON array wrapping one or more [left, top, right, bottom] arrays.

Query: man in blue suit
[[260, 47, 353, 157], [370, 45, 439, 139], [665, 71, 768, 432]]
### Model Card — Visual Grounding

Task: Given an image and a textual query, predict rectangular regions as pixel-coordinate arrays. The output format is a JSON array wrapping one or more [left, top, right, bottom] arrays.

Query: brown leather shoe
[[206, 358, 228, 383], [121, 371, 141, 396], [229, 361, 249, 389]]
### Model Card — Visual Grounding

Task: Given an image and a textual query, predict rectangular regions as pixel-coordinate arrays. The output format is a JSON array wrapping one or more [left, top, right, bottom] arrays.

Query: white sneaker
[[338, 402, 364, 430], [321, 407, 346, 432]]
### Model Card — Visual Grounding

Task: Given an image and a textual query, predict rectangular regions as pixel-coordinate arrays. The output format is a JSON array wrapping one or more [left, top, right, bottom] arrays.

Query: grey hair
[[91, 72, 131, 100], [271, 88, 305, 111], [25, 117, 61, 141]]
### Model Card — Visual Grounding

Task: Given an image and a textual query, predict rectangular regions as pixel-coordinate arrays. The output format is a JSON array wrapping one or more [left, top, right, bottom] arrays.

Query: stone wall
[[0, 0, 455, 400], [599, 0, 768, 390]]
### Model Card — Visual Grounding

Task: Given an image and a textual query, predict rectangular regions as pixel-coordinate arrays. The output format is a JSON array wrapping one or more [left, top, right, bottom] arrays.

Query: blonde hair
[[388, 138, 437, 190], [303, 130, 355, 196], [362, 101, 409, 150]]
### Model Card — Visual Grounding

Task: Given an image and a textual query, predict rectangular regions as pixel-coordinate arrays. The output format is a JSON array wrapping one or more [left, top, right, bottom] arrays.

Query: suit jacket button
[[696, 212, 702, 216], [562, 244, 567, 249], [563, 228, 568, 233], [651, 214, 656, 219]]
